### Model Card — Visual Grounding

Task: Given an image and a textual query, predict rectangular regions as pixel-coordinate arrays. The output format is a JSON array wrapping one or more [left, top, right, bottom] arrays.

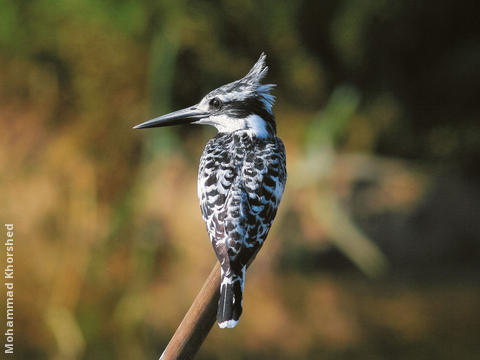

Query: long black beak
[[133, 106, 208, 129]]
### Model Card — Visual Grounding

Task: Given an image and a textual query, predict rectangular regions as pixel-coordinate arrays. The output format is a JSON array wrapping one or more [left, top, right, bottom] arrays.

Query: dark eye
[[210, 98, 222, 110]]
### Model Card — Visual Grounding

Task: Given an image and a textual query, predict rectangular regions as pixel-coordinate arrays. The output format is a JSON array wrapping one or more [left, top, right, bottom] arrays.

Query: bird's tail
[[217, 267, 245, 328]]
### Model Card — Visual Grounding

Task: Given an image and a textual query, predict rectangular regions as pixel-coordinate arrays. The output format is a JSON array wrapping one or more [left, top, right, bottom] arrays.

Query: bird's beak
[[133, 106, 208, 129]]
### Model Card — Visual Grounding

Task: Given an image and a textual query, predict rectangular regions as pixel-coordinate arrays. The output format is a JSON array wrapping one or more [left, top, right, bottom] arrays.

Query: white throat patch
[[196, 114, 268, 138]]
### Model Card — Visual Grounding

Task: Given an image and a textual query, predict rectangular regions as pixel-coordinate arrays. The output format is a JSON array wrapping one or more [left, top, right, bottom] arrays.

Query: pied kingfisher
[[134, 53, 286, 328]]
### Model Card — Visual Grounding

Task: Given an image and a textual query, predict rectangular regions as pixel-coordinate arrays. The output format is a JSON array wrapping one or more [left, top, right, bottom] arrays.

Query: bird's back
[[198, 130, 286, 273]]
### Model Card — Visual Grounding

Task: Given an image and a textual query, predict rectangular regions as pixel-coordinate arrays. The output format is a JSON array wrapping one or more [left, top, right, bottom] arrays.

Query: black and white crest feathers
[[207, 53, 276, 114], [243, 52, 269, 84]]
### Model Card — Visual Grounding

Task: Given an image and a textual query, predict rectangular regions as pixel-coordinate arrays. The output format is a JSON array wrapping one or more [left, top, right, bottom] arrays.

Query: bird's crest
[[241, 53, 276, 111], [209, 53, 276, 113], [243, 52, 269, 84]]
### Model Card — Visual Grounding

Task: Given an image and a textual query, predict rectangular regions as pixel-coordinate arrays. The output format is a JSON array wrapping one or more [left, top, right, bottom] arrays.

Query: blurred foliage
[[1, 0, 480, 359]]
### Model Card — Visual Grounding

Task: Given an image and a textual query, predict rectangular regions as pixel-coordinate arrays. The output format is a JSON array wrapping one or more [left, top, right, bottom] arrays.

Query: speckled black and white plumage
[[189, 54, 286, 328], [198, 131, 286, 327], [134, 53, 287, 329]]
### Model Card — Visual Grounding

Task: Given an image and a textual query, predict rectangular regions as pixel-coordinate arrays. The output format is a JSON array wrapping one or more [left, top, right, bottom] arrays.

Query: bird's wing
[[198, 138, 237, 273], [199, 137, 286, 275], [222, 139, 286, 273]]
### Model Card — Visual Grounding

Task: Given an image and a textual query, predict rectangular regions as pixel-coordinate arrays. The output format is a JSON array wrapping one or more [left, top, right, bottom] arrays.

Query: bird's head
[[134, 53, 276, 138]]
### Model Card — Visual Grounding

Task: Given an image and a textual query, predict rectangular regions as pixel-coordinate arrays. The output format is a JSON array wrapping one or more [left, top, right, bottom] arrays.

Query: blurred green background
[[1, 0, 480, 359]]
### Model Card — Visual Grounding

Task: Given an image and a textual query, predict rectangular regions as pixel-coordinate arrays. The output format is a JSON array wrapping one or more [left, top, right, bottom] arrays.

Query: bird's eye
[[210, 98, 222, 110]]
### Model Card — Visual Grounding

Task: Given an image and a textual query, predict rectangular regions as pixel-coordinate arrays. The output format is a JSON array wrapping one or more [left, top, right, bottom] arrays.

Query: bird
[[134, 53, 286, 328]]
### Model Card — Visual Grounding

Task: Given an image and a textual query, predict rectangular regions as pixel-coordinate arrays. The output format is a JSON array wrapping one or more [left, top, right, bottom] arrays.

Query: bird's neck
[[215, 114, 275, 139], [244, 114, 271, 138]]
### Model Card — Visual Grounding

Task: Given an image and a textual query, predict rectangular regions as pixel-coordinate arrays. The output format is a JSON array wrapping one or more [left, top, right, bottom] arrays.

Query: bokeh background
[[1, 1, 480, 359]]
